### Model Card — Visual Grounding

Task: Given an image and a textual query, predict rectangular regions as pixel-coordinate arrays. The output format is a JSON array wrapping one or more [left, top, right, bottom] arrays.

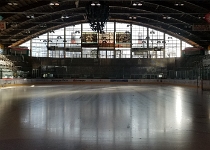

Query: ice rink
[[1, 84, 210, 150]]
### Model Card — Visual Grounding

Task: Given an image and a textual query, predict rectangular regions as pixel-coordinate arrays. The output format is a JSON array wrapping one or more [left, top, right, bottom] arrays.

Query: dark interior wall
[[33, 57, 176, 68], [29, 57, 176, 79], [8, 56, 203, 79]]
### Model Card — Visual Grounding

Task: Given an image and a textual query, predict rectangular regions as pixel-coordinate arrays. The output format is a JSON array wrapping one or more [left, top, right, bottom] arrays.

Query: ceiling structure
[[0, 0, 209, 48]]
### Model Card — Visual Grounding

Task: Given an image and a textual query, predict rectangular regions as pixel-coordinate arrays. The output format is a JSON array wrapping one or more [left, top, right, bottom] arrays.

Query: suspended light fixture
[[86, 1, 109, 33], [8, 2, 18, 5], [133, 2, 143, 6], [61, 15, 69, 19], [163, 15, 171, 19], [26, 14, 34, 19], [129, 16, 137, 19], [174, 2, 184, 6], [49, 2, 59, 6]]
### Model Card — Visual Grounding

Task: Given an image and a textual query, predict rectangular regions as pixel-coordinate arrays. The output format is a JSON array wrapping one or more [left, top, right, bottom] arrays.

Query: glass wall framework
[[20, 22, 193, 58], [32, 34, 47, 57]]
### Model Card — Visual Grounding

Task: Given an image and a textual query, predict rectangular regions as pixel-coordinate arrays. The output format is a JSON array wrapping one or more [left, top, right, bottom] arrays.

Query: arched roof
[[0, 0, 209, 48]]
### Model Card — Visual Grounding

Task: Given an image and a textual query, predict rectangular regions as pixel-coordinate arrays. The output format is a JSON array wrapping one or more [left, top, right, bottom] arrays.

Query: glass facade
[[20, 22, 193, 58], [32, 34, 47, 57]]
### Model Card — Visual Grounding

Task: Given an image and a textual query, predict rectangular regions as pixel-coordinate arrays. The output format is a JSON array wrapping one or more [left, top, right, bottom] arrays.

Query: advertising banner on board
[[205, 12, 210, 24], [0, 21, 6, 30], [192, 24, 210, 31]]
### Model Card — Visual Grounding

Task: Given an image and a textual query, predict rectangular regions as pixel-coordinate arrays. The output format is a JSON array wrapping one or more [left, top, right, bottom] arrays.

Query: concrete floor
[[0, 84, 210, 150]]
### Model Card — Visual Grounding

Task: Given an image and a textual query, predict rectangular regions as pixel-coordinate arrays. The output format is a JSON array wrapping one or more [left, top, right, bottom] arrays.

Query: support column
[[180, 40, 182, 57], [130, 23, 132, 58], [64, 27, 66, 58], [114, 21, 116, 58], [97, 32, 99, 59], [163, 33, 165, 58], [47, 32, 49, 57], [0, 68, 2, 79], [30, 39, 32, 57], [81, 23, 83, 58], [146, 27, 150, 58]]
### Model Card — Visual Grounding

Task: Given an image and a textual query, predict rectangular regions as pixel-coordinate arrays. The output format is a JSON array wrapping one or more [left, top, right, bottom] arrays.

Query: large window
[[132, 25, 147, 49], [165, 34, 181, 58], [48, 28, 64, 58], [20, 22, 193, 58], [32, 34, 47, 57]]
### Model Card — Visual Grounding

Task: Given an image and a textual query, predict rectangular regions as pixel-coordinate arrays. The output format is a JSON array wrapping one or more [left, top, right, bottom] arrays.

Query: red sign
[[205, 12, 210, 24], [0, 21, 6, 30], [192, 25, 210, 31]]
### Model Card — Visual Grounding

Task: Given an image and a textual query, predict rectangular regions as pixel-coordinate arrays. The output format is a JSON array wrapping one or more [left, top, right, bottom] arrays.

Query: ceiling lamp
[[10, 23, 18, 28], [133, 2, 142, 6], [198, 16, 205, 19], [39, 23, 47, 28], [174, 3, 184, 6], [163, 16, 171, 19], [129, 16, 137, 19], [61, 15, 69, 19], [91, 2, 101, 6], [26, 14, 34, 19], [8, 2, 18, 5], [86, 1, 109, 33], [24, 30, 30, 34], [150, 31, 155, 34], [49, 2, 59, 6]]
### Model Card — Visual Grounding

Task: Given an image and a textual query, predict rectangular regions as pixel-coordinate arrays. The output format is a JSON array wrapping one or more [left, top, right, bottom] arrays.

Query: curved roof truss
[[0, 0, 209, 48]]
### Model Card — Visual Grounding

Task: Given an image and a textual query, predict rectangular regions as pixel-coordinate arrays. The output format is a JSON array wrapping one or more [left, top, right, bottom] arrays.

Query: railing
[[64, 54, 132, 58]]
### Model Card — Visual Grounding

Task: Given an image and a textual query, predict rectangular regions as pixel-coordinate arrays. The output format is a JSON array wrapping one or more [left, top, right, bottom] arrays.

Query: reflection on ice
[[175, 87, 183, 126], [0, 85, 209, 149]]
